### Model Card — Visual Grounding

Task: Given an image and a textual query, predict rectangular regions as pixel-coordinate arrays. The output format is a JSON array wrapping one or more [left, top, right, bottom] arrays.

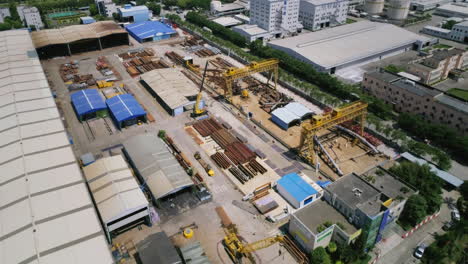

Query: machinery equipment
[[193, 61, 208, 117], [194, 151, 214, 176], [222, 59, 279, 101], [184, 57, 200, 74], [299, 101, 368, 166], [241, 89, 249, 99], [224, 232, 284, 264], [97, 80, 113, 88]]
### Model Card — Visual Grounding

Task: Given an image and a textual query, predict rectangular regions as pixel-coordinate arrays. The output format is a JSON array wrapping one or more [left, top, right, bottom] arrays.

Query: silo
[[210, 1, 222, 13], [387, 0, 410, 20], [364, 0, 384, 14]]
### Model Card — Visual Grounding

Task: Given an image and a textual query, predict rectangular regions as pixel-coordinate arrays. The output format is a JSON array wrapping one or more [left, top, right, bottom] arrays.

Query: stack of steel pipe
[[193, 118, 222, 137], [248, 160, 267, 174], [228, 167, 249, 184], [238, 164, 256, 179], [225, 142, 256, 165], [211, 152, 231, 169], [211, 129, 238, 149]]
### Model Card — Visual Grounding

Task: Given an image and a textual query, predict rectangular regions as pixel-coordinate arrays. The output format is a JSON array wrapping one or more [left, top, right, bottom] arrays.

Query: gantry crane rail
[[299, 101, 368, 165], [222, 59, 279, 100]]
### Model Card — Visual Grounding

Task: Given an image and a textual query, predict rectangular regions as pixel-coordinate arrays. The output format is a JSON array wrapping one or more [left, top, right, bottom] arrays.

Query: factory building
[[268, 21, 431, 74], [31, 21, 129, 59], [70, 89, 108, 121], [299, 0, 349, 31], [323, 172, 414, 249], [249, 0, 303, 36], [276, 173, 323, 208], [210, 1, 247, 17], [140, 68, 204, 116], [435, 3, 468, 18], [0, 29, 113, 264], [83, 155, 150, 241], [106, 94, 147, 129], [409, 0, 452, 11], [125, 21, 177, 43], [123, 134, 194, 201], [118, 4, 150, 23]]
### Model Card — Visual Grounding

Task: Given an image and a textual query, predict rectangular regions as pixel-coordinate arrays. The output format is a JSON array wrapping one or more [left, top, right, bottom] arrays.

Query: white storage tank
[[211, 1, 222, 13], [364, 0, 384, 14], [387, 0, 410, 20]]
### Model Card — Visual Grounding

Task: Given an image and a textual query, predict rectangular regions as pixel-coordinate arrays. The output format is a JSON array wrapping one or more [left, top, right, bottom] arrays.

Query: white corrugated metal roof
[[0, 29, 113, 264], [83, 155, 149, 225], [271, 107, 301, 125], [284, 102, 313, 119]]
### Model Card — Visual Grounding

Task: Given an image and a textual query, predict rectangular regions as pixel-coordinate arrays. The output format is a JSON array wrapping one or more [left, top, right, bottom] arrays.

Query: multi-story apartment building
[[408, 48, 468, 84], [97, 0, 120, 17], [363, 70, 468, 134], [299, 0, 349, 31], [450, 21, 468, 44], [17, 6, 44, 30], [249, 0, 303, 35]]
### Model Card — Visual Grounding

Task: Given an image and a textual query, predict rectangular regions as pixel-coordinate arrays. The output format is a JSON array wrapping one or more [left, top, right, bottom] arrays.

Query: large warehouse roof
[[123, 134, 194, 199], [140, 68, 199, 109], [0, 30, 112, 264], [268, 21, 431, 69], [106, 94, 146, 123], [284, 102, 313, 119], [271, 107, 301, 125], [31, 21, 126, 48], [125, 21, 176, 40], [71, 89, 106, 116], [83, 155, 148, 225]]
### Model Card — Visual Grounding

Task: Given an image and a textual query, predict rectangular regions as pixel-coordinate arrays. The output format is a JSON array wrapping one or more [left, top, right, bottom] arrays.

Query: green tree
[[400, 194, 428, 226], [327, 242, 337, 253], [158, 130, 166, 138], [89, 3, 99, 16], [310, 247, 331, 264], [8, 2, 20, 21], [147, 2, 161, 15], [442, 20, 457, 30]]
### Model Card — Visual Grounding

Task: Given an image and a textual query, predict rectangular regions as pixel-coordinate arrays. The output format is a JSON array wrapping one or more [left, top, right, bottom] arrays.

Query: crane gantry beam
[[299, 101, 368, 166], [222, 59, 279, 100]]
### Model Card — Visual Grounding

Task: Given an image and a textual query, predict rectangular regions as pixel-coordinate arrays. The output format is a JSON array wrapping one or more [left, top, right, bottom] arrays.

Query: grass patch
[[346, 18, 357, 24], [385, 64, 405, 73], [433, 43, 452, 49], [447, 88, 468, 101]]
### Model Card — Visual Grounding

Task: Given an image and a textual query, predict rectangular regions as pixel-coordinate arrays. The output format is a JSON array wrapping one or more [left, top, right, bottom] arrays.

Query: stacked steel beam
[[211, 129, 238, 149], [225, 142, 256, 165], [193, 118, 223, 137], [211, 152, 231, 169], [248, 160, 267, 174]]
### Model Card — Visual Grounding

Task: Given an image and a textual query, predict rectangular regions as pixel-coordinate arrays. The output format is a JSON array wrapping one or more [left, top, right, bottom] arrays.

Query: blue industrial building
[[106, 94, 147, 129], [118, 5, 150, 23], [125, 21, 177, 43], [70, 89, 107, 121], [277, 173, 320, 209]]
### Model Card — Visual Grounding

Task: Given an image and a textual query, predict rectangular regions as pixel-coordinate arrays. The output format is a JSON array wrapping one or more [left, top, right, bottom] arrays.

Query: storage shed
[[284, 102, 314, 120], [136, 232, 183, 264], [70, 89, 107, 121], [83, 155, 150, 241], [123, 134, 194, 200], [277, 173, 320, 208], [125, 21, 177, 43], [271, 108, 301, 130], [80, 16, 96, 24], [106, 94, 146, 129]]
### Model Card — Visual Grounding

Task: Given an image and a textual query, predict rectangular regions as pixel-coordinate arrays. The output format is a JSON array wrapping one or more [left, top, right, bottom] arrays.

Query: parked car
[[452, 210, 461, 221], [414, 244, 426, 259], [443, 221, 453, 231]]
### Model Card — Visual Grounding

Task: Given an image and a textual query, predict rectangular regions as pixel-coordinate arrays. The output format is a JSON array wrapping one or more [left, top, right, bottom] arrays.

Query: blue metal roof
[[277, 173, 318, 202], [401, 152, 463, 187], [316, 180, 332, 188], [70, 89, 106, 116], [106, 94, 146, 123], [80, 16, 96, 24], [125, 21, 176, 40]]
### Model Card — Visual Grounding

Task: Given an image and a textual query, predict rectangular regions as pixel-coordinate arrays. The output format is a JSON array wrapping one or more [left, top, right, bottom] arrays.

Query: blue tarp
[[70, 89, 106, 116], [80, 16, 96, 24], [106, 94, 146, 123], [316, 180, 332, 188], [125, 21, 176, 42], [277, 173, 318, 202]]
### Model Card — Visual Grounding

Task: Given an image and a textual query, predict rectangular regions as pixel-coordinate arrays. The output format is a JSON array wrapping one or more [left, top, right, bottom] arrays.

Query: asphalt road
[[377, 190, 459, 264]]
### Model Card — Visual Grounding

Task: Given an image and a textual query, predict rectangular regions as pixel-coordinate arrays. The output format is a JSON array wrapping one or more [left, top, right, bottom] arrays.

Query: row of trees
[[185, 11, 247, 47], [29, 0, 94, 13], [389, 162, 443, 227], [422, 181, 468, 263], [0, 3, 24, 31], [398, 113, 468, 165], [162, 0, 211, 10], [248, 40, 393, 119], [309, 234, 370, 264]]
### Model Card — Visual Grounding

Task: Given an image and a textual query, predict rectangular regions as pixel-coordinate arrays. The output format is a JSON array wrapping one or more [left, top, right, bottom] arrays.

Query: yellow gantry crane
[[299, 101, 368, 166], [224, 232, 284, 263], [222, 59, 279, 101]]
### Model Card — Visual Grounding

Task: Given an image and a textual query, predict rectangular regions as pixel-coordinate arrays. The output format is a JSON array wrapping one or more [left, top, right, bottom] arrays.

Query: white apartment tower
[[250, 0, 302, 36], [299, 0, 349, 31], [16, 5, 44, 30]]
